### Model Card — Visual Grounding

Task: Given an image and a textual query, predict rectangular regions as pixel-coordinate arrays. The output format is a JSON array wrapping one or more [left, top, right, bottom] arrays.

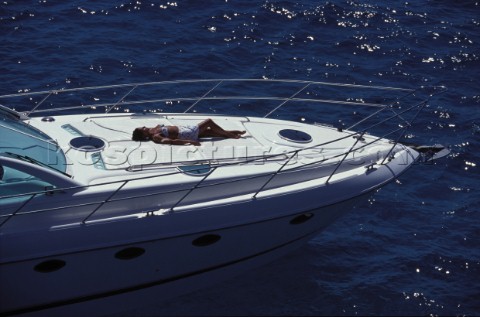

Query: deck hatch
[[278, 129, 312, 143], [69, 136, 105, 152], [178, 164, 212, 176], [61, 124, 83, 136]]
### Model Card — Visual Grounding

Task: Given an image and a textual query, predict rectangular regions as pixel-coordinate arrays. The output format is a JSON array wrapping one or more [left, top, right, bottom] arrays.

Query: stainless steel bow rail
[[0, 79, 447, 228]]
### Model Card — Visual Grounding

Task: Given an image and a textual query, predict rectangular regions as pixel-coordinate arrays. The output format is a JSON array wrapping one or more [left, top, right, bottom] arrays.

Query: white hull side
[[0, 193, 368, 316]]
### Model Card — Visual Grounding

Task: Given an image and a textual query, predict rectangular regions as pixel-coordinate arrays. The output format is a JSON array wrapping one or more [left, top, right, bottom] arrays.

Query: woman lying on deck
[[132, 118, 246, 146]]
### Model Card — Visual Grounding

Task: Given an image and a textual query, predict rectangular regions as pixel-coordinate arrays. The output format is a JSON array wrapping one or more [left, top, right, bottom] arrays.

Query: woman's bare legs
[[198, 118, 246, 139]]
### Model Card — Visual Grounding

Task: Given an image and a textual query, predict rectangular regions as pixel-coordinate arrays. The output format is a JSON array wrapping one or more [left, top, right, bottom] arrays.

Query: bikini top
[[160, 125, 169, 137]]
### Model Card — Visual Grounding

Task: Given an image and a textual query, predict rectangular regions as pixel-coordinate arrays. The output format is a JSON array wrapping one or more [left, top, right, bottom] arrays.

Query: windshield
[[0, 110, 67, 173]]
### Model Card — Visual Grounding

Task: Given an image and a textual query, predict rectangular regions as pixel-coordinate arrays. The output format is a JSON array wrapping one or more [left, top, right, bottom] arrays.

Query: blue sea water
[[1, 1, 479, 316]]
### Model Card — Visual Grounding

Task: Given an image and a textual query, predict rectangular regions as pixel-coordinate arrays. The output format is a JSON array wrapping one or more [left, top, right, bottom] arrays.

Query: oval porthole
[[290, 213, 314, 225], [115, 247, 145, 260], [192, 234, 221, 247], [34, 259, 66, 273]]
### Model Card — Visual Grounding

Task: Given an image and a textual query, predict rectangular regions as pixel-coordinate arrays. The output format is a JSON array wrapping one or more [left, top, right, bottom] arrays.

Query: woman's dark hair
[[132, 128, 148, 141]]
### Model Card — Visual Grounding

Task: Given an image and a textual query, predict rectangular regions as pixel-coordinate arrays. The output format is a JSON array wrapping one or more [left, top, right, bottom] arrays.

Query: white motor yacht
[[0, 79, 448, 316]]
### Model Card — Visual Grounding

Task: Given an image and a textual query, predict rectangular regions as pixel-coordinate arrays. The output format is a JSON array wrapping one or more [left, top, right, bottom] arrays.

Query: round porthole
[[290, 213, 314, 225], [278, 129, 312, 143], [34, 259, 66, 273], [115, 247, 145, 260], [192, 234, 221, 247], [69, 136, 105, 152]]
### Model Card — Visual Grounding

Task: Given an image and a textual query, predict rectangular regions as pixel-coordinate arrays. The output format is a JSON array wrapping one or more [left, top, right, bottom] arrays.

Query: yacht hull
[[0, 78, 442, 316], [0, 192, 369, 316]]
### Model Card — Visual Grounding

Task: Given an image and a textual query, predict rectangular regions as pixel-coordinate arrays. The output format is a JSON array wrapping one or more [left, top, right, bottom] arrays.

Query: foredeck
[[0, 79, 445, 229]]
